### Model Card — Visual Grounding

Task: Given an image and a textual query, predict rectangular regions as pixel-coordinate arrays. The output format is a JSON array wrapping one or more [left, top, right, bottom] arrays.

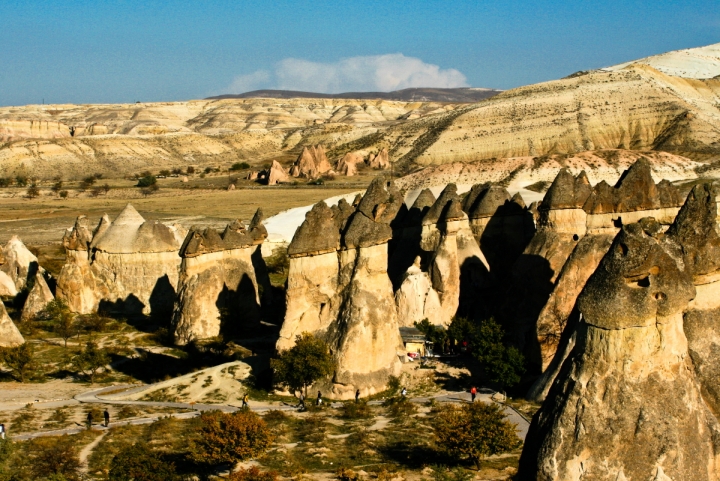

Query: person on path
[[400, 387, 407, 397], [316, 391, 323, 406], [242, 393, 249, 409], [355, 389, 360, 403], [86, 412, 93, 430], [298, 393, 306, 410], [104, 409, 110, 427], [470, 386, 477, 403], [0, 423, 5, 440]]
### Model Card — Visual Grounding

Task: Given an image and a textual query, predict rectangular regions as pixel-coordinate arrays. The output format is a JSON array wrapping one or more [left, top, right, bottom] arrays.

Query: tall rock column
[[519, 219, 720, 480]]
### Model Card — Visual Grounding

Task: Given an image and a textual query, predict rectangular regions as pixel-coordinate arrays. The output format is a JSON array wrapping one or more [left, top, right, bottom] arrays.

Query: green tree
[[0, 343, 35, 382], [230, 162, 251, 171], [471, 317, 525, 389], [414, 318, 447, 349], [271, 332, 335, 397], [109, 442, 181, 481], [136, 175, 157, 187], [41, 299, 77, 348], [193, 410, 274, 466], [433, 402, 521, 470], [73, 341, 110, 383]]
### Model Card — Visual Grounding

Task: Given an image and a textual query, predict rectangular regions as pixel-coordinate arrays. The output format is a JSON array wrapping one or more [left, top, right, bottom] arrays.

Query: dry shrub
[[193, 410, 274, 465], [229, 466, 279, 481]]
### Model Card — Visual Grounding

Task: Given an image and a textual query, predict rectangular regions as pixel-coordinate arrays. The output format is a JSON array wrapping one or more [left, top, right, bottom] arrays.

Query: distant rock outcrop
[[0, 301, 24, 347], [173, 209, 270, 344], [336, 152, 363, 176], [519, 217, 719, 480], [21, 273, 54, 323], [266, 160, 289, 185], [56, 205, 186, 316], [289, 145, 331, 178], [367, 148, 390, 169]]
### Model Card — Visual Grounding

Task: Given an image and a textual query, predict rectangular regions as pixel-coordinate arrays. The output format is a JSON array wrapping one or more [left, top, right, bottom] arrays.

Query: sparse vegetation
[[0, 343, 36, 382], [230, 162, 251, 171], [193, 410, 274, 465]]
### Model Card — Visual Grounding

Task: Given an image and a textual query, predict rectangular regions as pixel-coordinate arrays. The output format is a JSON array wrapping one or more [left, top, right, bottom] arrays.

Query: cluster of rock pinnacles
[[4, 157, 720, 477]]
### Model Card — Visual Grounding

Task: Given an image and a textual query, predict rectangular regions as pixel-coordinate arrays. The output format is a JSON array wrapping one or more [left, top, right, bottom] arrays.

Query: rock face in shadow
[[21, 273, 54, 322], [0, 301, 24, 347], [667, 183, 720, 417], [56, 204, 186, 316], [519, 218, 720, 481], [278, 178, 403, 398], [173, 209, 269, 344]]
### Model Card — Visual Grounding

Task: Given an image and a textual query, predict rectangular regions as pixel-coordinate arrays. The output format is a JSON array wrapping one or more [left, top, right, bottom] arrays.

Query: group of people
[[86, 409, 111, 429]]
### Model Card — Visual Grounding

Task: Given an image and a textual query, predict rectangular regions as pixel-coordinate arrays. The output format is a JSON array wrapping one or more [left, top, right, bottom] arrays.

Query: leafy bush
[[383, 396, 417, 418], [415, 318, 447, 349], [109, 442, 181, 481], [136, 175, 157, 187], [59, 190, 69, 199], [262, 410, 288, 422], [186, 166, 195, 174], [433, 401, 521, 469], [193, 410, 274, 465], [26, 436, 82, 481], [26, 184, 40, 198], [230, 162, 251, 171], [73, 341, 110, 383]]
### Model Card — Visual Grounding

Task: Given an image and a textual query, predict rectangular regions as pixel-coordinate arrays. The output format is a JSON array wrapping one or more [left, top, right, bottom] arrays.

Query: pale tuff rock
[[21, 273, 54, 323], [336, 152, 363, 176], [289, 145, 331, 178], [367, 147, 390, 169], [667, 183, 720, 416], [173, 210, 269, 344], [266, 160, 289, 185], [0, 271, 18, 297], [0, 301, 23, 347], [519, 218, 720, 481], [279, 179, 404, 398], [1, 236, 41, 291], [56, 204, 186, 315], [395, 256, 442, 327]]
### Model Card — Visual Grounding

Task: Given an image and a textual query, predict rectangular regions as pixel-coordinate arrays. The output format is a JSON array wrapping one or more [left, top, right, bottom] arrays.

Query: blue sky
[[0, 0, 717, 106]]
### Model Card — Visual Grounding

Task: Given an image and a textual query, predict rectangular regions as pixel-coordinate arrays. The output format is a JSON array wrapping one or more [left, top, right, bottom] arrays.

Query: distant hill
[[206, 87, 503, 103]]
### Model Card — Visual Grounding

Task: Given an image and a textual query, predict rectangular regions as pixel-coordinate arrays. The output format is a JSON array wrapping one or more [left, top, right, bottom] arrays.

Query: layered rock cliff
[[173, 209, 270, 344]]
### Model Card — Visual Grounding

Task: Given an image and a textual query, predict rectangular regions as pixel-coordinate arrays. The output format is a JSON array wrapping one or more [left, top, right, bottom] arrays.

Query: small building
[[399, 327, 427, 357]]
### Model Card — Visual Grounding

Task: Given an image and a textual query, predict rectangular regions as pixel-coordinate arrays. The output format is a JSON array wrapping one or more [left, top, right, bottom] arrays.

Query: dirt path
[[79, 431, 107, 474]]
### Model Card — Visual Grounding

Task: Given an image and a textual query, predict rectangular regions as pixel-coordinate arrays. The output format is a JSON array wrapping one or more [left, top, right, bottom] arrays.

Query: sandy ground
[[0, 379, 86, 410]]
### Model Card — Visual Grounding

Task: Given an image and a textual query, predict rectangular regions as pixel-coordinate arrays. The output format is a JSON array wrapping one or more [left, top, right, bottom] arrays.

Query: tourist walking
[[400, 387, 407, 397], [86, 412, 93, 430], [242, 393, 249, 409], [355, 389, 360, 403], [104, 409, 110, 427], [0, 423, 5, 440], [298, 393, 306, 410], [470, 386, 477, 403], [317, 391, 323, 406]]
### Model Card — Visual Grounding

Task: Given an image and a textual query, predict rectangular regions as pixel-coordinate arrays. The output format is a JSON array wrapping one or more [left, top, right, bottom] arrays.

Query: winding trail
[[12, 385, 529, 441]]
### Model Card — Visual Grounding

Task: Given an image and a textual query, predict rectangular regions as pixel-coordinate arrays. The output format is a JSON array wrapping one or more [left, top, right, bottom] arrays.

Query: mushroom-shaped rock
[[21, 273, 54, 322], [0, 301, 23, 347], [519, 219, 714, 480], [467, 185, 512, 219], [267, 160, 289, 185], [422, 184, 459, 226], [344, 178, 403, 249], [288, 202, 341, 257]]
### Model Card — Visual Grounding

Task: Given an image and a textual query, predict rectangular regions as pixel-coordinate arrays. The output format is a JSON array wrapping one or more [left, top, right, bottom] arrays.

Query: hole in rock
[[616, 243, 628, 256], [572, 234, 579, 241], [654, 292, 666, 301]]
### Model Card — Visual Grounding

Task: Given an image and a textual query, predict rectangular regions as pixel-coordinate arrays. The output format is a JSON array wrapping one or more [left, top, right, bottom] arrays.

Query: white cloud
[[222, 54, 468, 94], [224, 70, 272, 94]]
